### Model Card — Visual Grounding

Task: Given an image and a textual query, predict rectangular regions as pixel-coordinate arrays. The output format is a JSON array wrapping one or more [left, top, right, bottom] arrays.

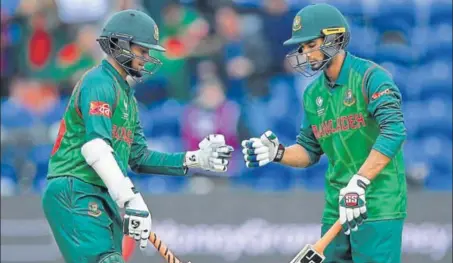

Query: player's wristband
[[274, 144, 286, 162]]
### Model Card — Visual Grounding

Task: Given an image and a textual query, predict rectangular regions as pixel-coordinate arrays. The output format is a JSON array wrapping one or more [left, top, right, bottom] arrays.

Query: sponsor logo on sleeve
[[371, 88, 392, 100], [89, 101, 111, 117]]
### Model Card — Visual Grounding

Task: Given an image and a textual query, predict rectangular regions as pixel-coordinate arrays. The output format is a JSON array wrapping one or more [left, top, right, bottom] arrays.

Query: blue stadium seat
[[129, 169, 187, 194], [134, 77, 170, 107], [408, 60, 451, 101], [348, 26, 378, 58], [242, 97, 273, 136], [299, 156, 328, 190], [1, 99, 37, 128], [40, 99, 68, 125], [429, 0, 452, 25], [424, 169, 452, 191], [267, 74, 302, 143], [139, 108, 154, 137], [420, 82, 452, 101], [320, 0, 365, 22], [416, 24, 452, 63], [423, 42, 452, 64], [420, 136, 452, 174], [29, 144, 53, 166], [135, 175, 189, 194], [411, 98, 452, 139], [231, 163, 295, 192], [403, 137, 451, 190], [147, 135, 184, 152], [403, 139, 425, 166], [143, 100, 182, 137], [1, 163, 18, 196], [29, 144, 53, 193], [373, 44, 416, 66], [371, 0, 417, 34], [379, 62, 412, 100], [1, 163, 18, 183], [271, 118, 299, 146], [148, 121, 181, 137]]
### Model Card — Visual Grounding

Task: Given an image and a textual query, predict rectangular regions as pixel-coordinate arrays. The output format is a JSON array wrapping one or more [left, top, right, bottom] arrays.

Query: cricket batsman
[[42, 9, 234, 263], [241, 4, 407, 263]]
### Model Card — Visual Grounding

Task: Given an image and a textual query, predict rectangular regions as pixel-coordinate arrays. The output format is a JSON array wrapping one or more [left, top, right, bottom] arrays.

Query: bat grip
[[313, 220, 342, 255], [148, 231, 182, 263]]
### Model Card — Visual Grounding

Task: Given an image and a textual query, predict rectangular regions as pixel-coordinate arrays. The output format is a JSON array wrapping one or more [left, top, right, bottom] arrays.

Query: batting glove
[[185, 134, 234, 172], [241, 130, 285, 168], [123, 191, 152, 250], [339, 174, 370, 235]]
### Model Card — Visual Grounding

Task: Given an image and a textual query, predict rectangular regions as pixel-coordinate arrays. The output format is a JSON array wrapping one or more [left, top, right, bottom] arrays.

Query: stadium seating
[[1, 99, 37, 129], [1, 163, 18, 196], [28, 144, 53, 193], [129, 170, 189, 194]]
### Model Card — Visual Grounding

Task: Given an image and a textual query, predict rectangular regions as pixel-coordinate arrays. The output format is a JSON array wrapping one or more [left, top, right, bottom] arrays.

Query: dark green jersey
[[48, 60, 186, 187], [297, 52, 407, 224]]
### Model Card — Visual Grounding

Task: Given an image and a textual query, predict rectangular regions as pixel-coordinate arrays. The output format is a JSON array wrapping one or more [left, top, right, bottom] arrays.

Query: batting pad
[[289, 244, 325, 263]]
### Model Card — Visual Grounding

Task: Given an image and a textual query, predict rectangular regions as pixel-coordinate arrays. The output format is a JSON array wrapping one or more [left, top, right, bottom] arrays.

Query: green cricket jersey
[[47, 59, 186, 187], [297, 52, 407, 224]]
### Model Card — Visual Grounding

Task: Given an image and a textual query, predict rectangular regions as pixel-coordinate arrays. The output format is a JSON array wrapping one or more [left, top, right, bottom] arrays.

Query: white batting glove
[[185, 134, 234, 172], [339, 174, 370, 235], [241, 130, 285, 168], [123, 192, 152, 250]]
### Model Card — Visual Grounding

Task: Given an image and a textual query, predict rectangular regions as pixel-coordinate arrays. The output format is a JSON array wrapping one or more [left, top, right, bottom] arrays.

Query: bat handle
[[313, 220, 342, 255], [148, 232, 183, 263]]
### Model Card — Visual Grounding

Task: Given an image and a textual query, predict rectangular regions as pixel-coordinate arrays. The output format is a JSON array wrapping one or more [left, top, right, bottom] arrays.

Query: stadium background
[[0, 0, 451, 262]]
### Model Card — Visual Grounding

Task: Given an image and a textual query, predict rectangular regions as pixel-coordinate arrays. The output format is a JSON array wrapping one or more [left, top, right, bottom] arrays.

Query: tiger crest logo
[[343, 89, 356, 106], [153, 24, 159, 41], [88, 202, 102, 217], [292, 16, 302, 31]]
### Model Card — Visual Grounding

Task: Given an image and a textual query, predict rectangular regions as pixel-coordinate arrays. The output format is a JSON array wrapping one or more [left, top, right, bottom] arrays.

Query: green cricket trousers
[[42, 176, 124, 263], [321, 219, 404, 263]]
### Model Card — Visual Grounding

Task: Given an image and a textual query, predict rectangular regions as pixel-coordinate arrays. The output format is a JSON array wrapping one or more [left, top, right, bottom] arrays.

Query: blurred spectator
[[380, 31, 408, 45], [181, 76, 242, 176], [8, 77, 59, 115], [149, 1, 210, 102], [197, 5, 272, 101], [189, 0, 232, 26], [14, 3, 96, 86], [181, 76, 240, 150], [260, 0, 297, 74]]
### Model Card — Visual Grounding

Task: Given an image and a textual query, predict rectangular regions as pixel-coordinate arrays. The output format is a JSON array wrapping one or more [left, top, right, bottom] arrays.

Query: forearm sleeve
[[366, 71, 407, 159], [128, 119, 186, 175], [296, 109, 324, 167]]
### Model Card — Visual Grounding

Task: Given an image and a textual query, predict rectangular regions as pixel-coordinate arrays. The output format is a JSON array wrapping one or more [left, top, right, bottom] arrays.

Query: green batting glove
[[241, 130, 285, 168], [339, 174, 370, 235]]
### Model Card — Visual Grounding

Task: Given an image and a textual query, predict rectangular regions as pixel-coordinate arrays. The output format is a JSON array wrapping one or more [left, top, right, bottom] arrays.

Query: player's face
[[299, 38, 326, 70], [130, 44, 151, 73]]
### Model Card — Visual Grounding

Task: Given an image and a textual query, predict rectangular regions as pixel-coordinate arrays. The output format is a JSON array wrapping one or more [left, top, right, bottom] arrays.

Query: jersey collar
[[323, 51, 352, 87], [101, 59, 132, 93]]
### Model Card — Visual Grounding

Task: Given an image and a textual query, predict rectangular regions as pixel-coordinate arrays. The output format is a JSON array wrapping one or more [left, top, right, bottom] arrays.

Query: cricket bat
[[289, 220, 342, 263], [148, 231, 190, 263]]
